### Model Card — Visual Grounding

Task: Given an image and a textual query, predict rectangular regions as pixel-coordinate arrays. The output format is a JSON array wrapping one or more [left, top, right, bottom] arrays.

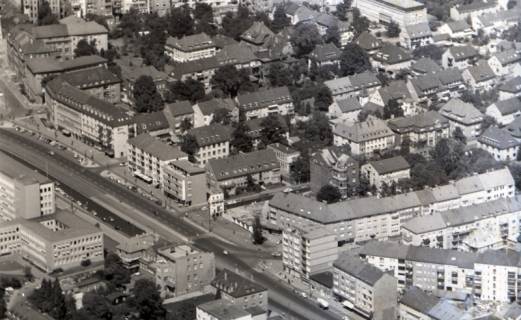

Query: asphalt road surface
[[0, 128, 342, 320]]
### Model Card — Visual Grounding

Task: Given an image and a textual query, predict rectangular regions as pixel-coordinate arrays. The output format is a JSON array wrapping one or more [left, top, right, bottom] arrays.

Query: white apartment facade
[[333, 117, 396, 156], [352, 0, 428, 28], [165, 33, 217, 63]]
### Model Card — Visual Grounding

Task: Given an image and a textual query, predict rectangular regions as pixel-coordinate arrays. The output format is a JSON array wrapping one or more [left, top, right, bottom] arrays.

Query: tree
[[452, 127, 467, 144], [335, 0, 351, 21], [168, 6, 194, 38], [304, 111, 333, 145], [481, 115, 497, 131], [0, 289, 5, 320], [117, 8, 142, 38], [167, 79, 205, 103], [400, 136, 411, 156], [221, 5, 253, 39], [314, 85, 333, 112], [291, 155, 310, 183], [211, 108, 232, 126], [317, 185, 342, 203], [180, 134, 198, 162], [231, 122, 253, 154], [194, 3, 215, 35], [352, 8, 370, 36], [325, 25, 341, 47], [180, 118, 193, 133], [266, 62, 292, 87], [211, 65, 253, 97], [130, 279, 166, 320], [508, 0, 517, 9], [271, 5, 290, 33], [386, 21, 401, 38], [104, 252, 131, 288], [430, 139, 466, 176], [86, 13, 109, 30], [383, 99, 404, 119], [81, 291, 111, 320], [133, 75, 164, 113], [260, 114, 287, 146], [340, 43, 371, 76], [252, 215, 265, 245], [74, 39, 98, 58], [38, 1, 58, 25], [140, 13, 169, 70], [290, 23, 322, 57]]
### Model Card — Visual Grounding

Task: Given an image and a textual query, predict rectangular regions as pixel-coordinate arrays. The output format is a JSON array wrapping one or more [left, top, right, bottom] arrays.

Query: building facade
[[162, 160, 207, 207]]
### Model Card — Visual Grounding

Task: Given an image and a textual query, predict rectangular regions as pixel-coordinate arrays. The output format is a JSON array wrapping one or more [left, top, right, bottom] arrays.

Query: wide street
[[0, 128, 343, 320]]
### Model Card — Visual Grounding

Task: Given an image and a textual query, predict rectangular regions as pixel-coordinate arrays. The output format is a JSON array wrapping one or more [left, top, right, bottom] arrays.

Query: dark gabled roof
[[60, 66, 121, 89], [134, 111, 170, 134], [165, 33, 215, 52], [506, 116, 521, 138], [446, 20, 471, 33], [188, 124, 233, 147], [237, 86, 292, 111], [367, 156, 410, 175], [240, 21, 274, 45], [446, 45, 478, 61], [404, 22, 432, 38], [164, 100, 193, 117], [411, 58, 442, 74], [196, 98, 236, 116], [212, 269, 267, 298], [499, 76, 521, 93], [26, 55, 107, 74], [479, 126, 521, 149], [333, 254, 387, 286], [310, 43, 341, 62], [465, 60, 496, 83], [388, 111, 449, 133], [400, 287, 439, 314], [476, 249, 521, 267], [334, 97, 363, 113], [373, 43, 412, 65], [355, 31, 382, 51], [491, 97, 521, 115], [207, 149, 279, 181], [454, 0, 497, 13]]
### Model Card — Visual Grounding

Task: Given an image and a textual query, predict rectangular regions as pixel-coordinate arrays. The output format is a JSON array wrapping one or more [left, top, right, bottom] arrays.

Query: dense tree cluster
[[133, 75, 164, 113]]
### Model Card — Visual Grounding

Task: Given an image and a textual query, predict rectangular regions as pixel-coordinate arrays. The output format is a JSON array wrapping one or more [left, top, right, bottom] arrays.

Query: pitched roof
[[491, 97, 521, 116], [440, 98, 483, 125], [454, 0, 497, 13], [240, 21, 275, 45], [165, 33, 215, 52], [334, 97, 363, 113], [388, 111, 449, 134], [404, 22, 432, 38], [60, 66, 120, 89], [465, 60, 496, 83], [446, 20, 471, 33], [310, 43, 341, 62], [196, 98, 236, 116], [207, 149, 279, 181], [237, 86, 292, 111], [492, 49, 521, 66], [355, 31, 382, 51], [506, 116, 521, 138], [26, 55, 107, 74], [134, 111, 170, 134], [400, 287, 440, 314], [212, 269, 266, 297], [325, 71, 381, 96], [333, 116, 394, 142], [333, 254, 388, 286], [32, 20, 107, 38], [373, 43, 412, 65], [128, 133, 187, 161], [411, 57, 442, 74], [499, 76, 521, 93], [479, 126, 521, 149], [164, 100, 193, 117], [366, 156, 410, 175], [446, 45, 478, 61], [377, 80, 412, 104], [121, 64, 167, 83], [188, 124, 233, 147], [198, 299, 251, 319]]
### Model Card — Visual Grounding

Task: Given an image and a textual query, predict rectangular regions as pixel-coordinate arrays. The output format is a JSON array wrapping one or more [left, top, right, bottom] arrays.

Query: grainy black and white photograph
[[0, 0, 520, 319]]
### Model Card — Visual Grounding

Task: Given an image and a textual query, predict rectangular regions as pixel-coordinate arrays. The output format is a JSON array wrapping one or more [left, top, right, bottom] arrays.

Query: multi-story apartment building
[[23, 0, 61, 23], [0, 152, 55, 221], [170, 0, 238, 15], [165, 33, 217, 63], [399, 286, 471, 320], [310, 146, 359, 199], [282, 224, 338, 278], [325, 71, 381, 101], [193, 98, 238, 128], [188, 124, 233, 165], [478, 126, 521, 161], [206, 149, 281, 195], [69, 0, 113, 18], [333, 116, 396, 156], [266, 143, 300, 181], [140, 244, 215, 298], [45, 77, 136, 158], [440, 98, 484, 138], [388, 111, 450, 156], [162, 160, 207, 207], [128, 133, 188, 186], [24, 55, 108, 103], [352, 0, 428, 28], [0, 210, 104, 273], [441, 45, 479, 70], [163, 100, 194, 135], [119, 0, 149, 13], [333, 253, 398, 319], [474, 250, 521, 302], [212, 269, 268, 310], [60, 66, 121, 103], [402, 196, 521, 251], [269, 168, 515, 244], [236, 86, 294, 121], [486, 96, 521, 126], [361, 156, 411, 190]]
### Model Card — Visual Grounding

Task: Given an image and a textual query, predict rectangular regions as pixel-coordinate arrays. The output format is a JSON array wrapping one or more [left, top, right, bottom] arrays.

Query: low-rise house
[[240, 21, 275, 47], [283, 224, 338, 278], [407, 68, 465, 101], [371, 43, 413, 74], [361, 156, 411, 190], [506, 116, 521, 140], [478, 126, 521, 161], [354, 31, 382, 55], [450, 0, 499, 20], [193, 98, 238, 128], [498, 76, 521, 100], [410, 57, 442, 76], [310, 146, 359, 199], [333, 116, 396, 156], [140, 244, 215, 298], [236, 86, 294, 120], [128, 133, 188, 186], [369, 80, 412, 108], [486, 97, 521, 125], [267, 143, 300, 181], [188, 124, 233, 165], [163, 100, 194, 134], [333, 253, 398, 320], [401, 196, 521, 250], [462, 60, 497, 91], [488, 49, 521, 76], [328, 97, 363, 121], [400, 22, 433, 50], [134, 111, 171, 137], [45, 77, 135, 158], [164, 33, 217, 63], [399, 287, 472, 320], [472, 9, 521, 35], [212, 269, 268, 310], [388, 111, 450, 155], [162, 160, 208, 207], [438, 20, 474, 39], [439, 98, 484, 138], [309, 43, 342, 67], [206, 149, 280, 195], [441, 45, 479, 70], [325, 71, 381, 101]]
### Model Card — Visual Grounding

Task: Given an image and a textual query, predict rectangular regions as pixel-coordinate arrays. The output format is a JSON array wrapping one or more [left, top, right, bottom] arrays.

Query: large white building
[[0, 152, 55, 222], [165, 33, 217, 63], [236, 87, 294, 121], [352, 0, 428, 28]]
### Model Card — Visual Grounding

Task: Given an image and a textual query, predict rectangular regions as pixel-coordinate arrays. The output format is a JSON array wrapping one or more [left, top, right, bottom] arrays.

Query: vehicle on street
[[223, 250, 229, 255], [317, 297, 329, 309]]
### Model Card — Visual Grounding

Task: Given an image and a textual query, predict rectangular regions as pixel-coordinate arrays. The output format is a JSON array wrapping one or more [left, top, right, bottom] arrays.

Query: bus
[[133, 171, 153, 184]]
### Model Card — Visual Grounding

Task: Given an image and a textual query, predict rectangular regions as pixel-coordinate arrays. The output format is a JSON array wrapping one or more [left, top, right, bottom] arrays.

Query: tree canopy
[[133, 75, 164, 113], [211, 65, 254, 97], [167, 79, 205, 103], [386, 21, 401, 38], [169, 6, 194, 38], [317, 184, 342, 203], [74, 39, 98, 58], [38, 1, 58, 25], [290, 23, 322, 57], [231, 122, 253, 154], [130, 279, 166, 320], [314, 85, 333, 112], [340, 43, 371, 76]]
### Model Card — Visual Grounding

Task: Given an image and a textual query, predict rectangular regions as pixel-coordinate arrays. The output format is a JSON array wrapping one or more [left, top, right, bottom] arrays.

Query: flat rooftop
[[158, 244, 200, 259], [0, 151, 51, 185], [367, 0, 425, 11]]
